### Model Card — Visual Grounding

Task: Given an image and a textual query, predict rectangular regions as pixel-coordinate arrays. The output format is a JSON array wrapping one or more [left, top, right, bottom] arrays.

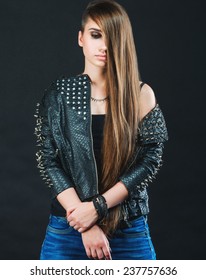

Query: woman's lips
[[96, 55, 107, 61]]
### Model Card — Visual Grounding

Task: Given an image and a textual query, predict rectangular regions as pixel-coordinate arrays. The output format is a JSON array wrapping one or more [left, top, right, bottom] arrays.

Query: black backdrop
[[1, 0, 205, 260]]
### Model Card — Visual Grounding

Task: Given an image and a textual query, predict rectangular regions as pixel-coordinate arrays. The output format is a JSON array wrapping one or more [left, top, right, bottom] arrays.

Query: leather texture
[[34, 74, 169, 226]]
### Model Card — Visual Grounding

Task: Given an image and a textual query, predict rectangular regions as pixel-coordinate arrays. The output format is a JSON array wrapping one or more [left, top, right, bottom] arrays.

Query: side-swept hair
[[81, 0, 142, 235]]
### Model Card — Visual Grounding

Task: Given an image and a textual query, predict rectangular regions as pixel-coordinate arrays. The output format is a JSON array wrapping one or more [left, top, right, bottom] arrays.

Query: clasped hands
[[66, 201, 98, 232], [66, 201, 112, 260]]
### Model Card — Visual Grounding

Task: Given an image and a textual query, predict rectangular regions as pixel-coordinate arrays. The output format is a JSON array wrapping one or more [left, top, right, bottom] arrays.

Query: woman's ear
[[78, 31, 83, 47]]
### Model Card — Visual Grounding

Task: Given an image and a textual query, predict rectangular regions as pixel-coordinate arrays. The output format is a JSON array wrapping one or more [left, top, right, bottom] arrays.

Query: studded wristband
[[92, 194, 108, 222]]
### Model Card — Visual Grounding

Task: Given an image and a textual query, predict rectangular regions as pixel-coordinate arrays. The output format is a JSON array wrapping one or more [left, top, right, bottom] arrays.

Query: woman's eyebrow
[[88, 28, 102, 32]]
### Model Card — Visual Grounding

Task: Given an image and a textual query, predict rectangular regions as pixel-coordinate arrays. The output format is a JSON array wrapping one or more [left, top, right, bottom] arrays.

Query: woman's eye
[[91, 32, 102, 39]]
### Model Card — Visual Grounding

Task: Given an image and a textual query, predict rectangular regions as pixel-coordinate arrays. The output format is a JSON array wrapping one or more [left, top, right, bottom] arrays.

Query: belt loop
[[143, 215, 148, 224]]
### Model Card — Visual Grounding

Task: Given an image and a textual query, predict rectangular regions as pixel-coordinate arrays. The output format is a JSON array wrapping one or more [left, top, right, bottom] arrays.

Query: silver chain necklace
[[91, 96, 109, 102]]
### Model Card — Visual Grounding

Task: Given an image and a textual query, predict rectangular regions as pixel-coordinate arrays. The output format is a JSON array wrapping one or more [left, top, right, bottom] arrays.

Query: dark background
[[1, 0, 205, 260]]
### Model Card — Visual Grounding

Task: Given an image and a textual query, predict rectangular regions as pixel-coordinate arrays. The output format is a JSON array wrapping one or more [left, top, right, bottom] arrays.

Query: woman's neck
[[83, 69, 107, 99], [83, 65, 106, 85]]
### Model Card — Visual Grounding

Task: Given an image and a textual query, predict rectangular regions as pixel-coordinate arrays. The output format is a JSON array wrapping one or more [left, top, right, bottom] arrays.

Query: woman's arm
[[81, 225, 112, 260], [57, 188, 81, 208], [66, 182, 128, 231], [57, 185, 111, 260], [119, 84, 168, 198], [102, 181, 128, 208], [35, 86, 75, 196], [58, 188, 99, 232]]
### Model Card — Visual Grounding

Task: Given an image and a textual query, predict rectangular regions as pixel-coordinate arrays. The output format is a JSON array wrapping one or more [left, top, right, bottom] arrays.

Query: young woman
[[34, 0, 168, 260]]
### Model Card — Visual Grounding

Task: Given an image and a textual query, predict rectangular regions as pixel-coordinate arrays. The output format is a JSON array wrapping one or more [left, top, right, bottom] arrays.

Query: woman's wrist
[[101, 181, 128, 209], [92, 194, 108, 222]]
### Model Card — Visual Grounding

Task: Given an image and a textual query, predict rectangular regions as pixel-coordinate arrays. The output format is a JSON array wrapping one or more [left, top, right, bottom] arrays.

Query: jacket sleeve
[[119, 104, 169, 198], [34, 83, 75, 197]]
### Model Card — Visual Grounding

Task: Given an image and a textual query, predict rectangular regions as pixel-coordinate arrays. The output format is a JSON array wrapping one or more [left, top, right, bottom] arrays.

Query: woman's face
[[78, 18, 107, 69]]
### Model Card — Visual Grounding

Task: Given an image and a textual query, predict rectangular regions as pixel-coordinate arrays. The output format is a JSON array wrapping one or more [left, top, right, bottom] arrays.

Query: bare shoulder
[[139, 82, 157, 120]]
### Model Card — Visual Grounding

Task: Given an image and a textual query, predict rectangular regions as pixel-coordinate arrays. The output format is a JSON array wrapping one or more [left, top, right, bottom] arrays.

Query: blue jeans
[[40, 215, 156, 260]]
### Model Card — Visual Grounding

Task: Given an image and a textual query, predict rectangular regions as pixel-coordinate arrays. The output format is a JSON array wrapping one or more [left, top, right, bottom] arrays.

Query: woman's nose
[[99, 42, 107, 52]]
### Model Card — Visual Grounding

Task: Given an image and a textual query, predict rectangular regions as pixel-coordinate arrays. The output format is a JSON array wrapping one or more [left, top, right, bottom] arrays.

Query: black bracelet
[[92, 194, 108, 222]]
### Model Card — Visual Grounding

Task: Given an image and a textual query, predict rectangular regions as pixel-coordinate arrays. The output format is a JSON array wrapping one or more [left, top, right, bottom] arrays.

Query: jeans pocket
[[46, 215, 74, 235], [116, 216, 148, 238]]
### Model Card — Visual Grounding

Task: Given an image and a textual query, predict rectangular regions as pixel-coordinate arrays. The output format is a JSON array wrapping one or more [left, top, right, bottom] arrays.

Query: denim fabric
[[40, 215, 156, 260]]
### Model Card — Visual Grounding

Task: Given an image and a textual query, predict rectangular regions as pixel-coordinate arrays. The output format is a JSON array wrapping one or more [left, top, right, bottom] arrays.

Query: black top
[[91, 114, 105, 184], [51, 114, 105, 216]]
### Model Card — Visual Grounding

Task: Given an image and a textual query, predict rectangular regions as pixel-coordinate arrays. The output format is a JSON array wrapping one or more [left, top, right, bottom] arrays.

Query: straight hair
[[81, 0, 142, 235]]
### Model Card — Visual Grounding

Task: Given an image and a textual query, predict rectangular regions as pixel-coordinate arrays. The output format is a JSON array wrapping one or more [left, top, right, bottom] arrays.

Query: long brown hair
[[81, 0, 142, 235]]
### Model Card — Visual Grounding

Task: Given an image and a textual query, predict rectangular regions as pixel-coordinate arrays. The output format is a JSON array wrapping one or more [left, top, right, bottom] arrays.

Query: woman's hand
[[66, 202, 98, 232], [81, 225, 112, 260]]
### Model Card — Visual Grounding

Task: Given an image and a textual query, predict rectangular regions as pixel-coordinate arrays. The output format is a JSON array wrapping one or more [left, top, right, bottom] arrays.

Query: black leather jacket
[[34, 74, 168, 227]]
